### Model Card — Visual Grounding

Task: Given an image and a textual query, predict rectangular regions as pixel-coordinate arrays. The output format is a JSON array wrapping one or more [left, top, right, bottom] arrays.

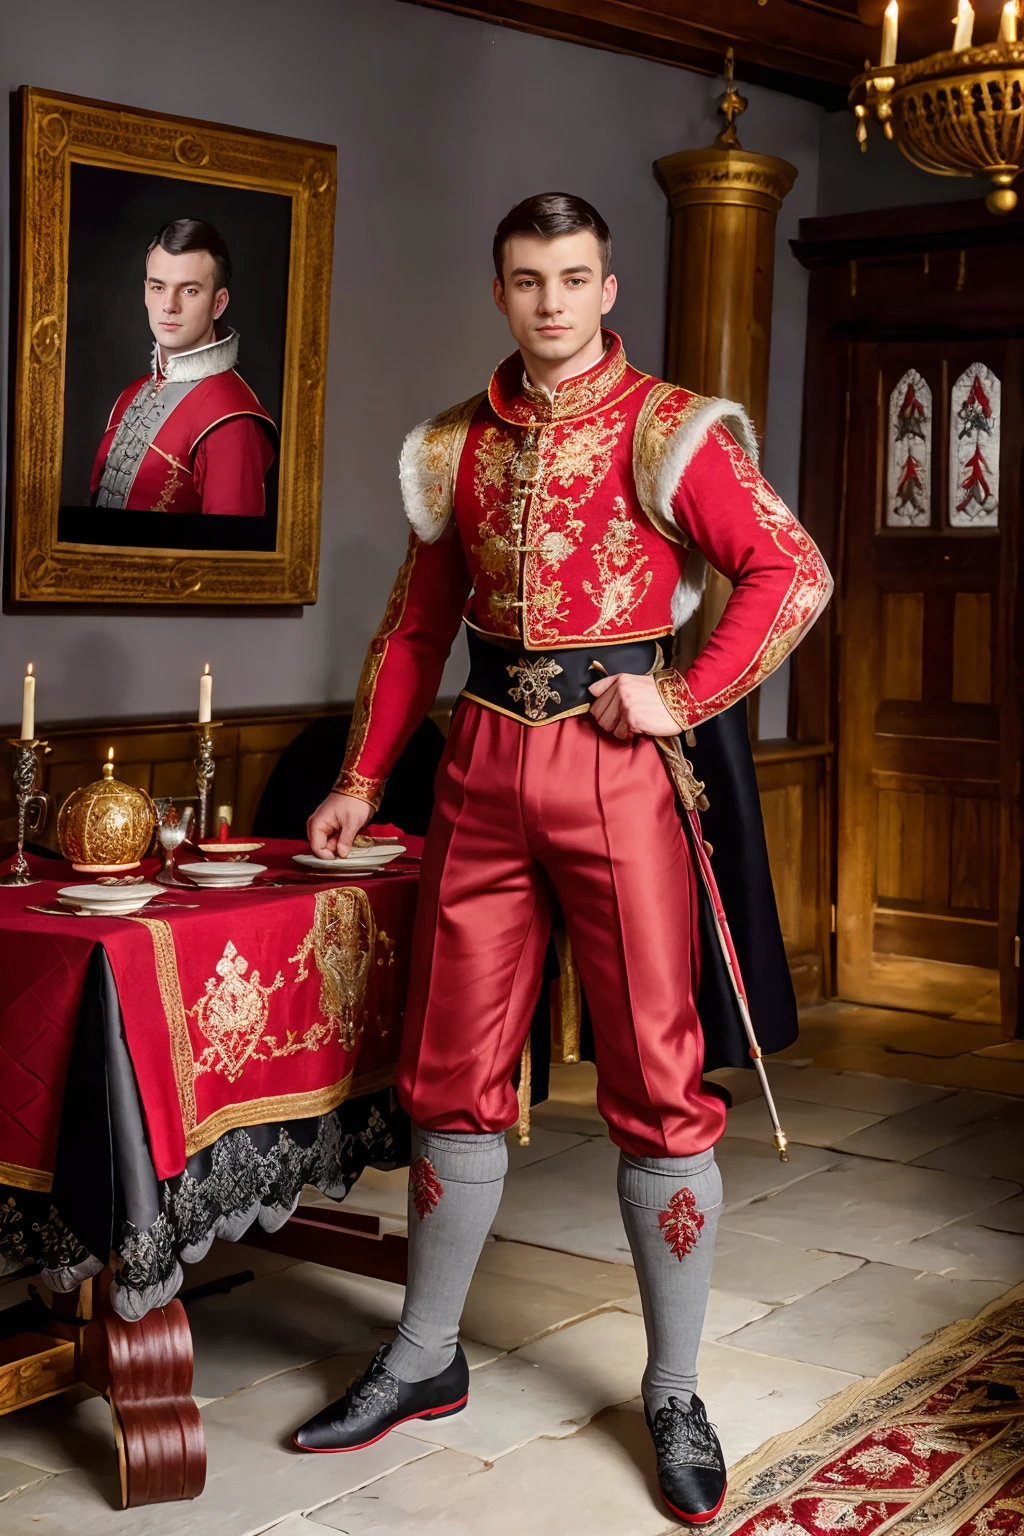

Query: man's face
[[493, 230, 617, 366], [144, 247, 229, 356]]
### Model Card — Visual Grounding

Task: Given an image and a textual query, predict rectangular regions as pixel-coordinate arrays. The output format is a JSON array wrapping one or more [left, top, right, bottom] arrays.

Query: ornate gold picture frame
[[8, 87, 336, 605]]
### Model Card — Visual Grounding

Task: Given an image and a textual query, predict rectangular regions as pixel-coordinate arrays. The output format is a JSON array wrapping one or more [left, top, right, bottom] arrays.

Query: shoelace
[[346, 1347, 397, 1415], [651, 1396, 723, 1471]]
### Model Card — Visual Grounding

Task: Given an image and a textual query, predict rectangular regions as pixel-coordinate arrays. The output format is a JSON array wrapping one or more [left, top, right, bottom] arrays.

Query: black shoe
[[646, 1394, 727, 1524], [292, 1343, 469, 1453]]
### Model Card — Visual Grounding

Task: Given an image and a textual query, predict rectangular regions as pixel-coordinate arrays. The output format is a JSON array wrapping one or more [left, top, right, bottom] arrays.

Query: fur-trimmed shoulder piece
[[633, 383, 759, 630], [399, 392, 485, 542]]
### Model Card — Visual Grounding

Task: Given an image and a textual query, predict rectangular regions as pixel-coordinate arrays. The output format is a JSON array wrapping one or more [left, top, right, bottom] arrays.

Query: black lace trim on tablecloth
[[0, 1089, 402, 1322]]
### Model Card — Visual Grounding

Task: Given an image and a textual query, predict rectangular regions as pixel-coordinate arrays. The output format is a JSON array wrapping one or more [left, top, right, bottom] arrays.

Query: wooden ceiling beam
[[403, 0, 877, 108]]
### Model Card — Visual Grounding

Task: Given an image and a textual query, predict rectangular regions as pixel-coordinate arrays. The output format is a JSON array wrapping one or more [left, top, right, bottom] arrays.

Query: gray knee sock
[[617, 1148, 722, 1417], [386, 1127, 508, 1384]]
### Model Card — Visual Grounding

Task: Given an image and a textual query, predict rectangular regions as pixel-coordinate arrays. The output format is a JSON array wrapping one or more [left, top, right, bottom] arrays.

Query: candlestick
[[880, 1, 898, 66], [1000, 0, 1018, 42], [198, 663, 213, 725], [0, 738, 51, 887], [21, 665, 35, 742], [192, 721, 221, 841], [953, 0, 974, 51]]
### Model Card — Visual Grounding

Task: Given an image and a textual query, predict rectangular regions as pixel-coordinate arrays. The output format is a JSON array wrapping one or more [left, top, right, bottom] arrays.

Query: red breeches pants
[[397, 701, 727, 1158]]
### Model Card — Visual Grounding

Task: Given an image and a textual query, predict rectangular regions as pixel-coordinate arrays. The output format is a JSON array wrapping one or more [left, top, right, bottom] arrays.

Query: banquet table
[[0, 837, 421, 1507]]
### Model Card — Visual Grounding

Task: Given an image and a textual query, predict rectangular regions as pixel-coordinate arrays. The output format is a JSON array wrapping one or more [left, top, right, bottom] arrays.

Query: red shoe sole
[[661, 1481, 727, 1525], [292, 1391, 469, 1454]]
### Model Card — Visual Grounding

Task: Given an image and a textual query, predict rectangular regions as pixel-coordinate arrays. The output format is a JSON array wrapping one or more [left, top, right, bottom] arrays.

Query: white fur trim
[[157, 329, 240, 384], [645, 395, 759, 630], [399, 394, 483, 543]]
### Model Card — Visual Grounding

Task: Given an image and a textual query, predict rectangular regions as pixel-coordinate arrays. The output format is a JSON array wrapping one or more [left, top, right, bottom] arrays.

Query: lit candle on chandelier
[[880, 1, 899, 66], [20, 664, 35, 741], [999, 1, 1018, 43], [952, 0, 975, 51], [199, 663, 213, 724]]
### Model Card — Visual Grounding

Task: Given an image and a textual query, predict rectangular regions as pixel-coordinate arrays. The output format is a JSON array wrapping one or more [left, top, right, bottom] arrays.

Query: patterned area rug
[[714, 1283, 1024, 1535]]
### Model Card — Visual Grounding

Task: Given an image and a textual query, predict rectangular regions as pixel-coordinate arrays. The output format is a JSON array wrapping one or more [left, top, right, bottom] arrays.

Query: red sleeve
[[656, 424, 833, 729], [334, 527, 472, 808], [193, 417, 275, 516]]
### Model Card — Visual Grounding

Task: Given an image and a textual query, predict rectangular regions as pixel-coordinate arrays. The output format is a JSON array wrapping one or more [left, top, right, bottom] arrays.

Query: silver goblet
[[154, 801, 196, 888]]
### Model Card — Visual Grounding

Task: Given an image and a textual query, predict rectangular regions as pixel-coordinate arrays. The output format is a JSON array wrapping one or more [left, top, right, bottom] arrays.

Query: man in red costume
[[90, 218, 276, 516], [294, 194, 832, 1524]]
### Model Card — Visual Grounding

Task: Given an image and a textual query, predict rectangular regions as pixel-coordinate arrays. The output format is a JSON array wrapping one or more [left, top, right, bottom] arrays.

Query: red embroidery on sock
[[658, 1186, 705, 1260], [410, 1155, 443, 1219]]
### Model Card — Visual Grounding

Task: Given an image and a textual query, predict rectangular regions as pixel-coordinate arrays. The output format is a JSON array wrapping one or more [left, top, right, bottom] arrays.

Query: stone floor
[[2, 1002, 1023, 1534]]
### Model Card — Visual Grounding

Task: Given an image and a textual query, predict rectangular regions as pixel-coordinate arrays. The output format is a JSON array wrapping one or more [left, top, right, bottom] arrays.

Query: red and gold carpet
[[715, 1283, 1024, 1535]]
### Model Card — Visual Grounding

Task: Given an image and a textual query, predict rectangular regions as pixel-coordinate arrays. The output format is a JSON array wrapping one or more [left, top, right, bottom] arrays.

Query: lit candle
[[953, 0, 975, 51], [199, 663, 213, 724], [999, 1, 1018, 42], [880, 1, 899, 66], [20, 664, 35, 741], [103, 747, 115, 781]]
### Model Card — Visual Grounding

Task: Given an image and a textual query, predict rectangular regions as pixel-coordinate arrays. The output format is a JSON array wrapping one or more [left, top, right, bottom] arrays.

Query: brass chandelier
[[850, 1, 1024, 212]]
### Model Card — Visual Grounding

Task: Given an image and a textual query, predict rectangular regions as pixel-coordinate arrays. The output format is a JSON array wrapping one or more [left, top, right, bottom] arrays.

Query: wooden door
[[837, 337, 1019, 1025]]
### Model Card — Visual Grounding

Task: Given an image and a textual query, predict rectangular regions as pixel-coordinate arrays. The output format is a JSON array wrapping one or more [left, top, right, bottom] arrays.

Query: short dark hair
[[493, 193, 612, 282], [146, 219, 232, 290]]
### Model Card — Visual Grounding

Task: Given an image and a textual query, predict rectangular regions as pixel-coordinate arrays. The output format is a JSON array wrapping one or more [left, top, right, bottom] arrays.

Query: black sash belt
[[461, 626, 665, 726]]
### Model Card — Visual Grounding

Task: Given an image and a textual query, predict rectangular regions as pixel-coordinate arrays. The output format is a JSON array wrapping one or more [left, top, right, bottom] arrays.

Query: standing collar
[[487, 330, 632, 425], [154, 328, 240, 384]]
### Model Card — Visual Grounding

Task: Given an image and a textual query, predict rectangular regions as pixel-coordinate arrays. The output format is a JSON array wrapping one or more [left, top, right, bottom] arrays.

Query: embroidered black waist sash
[[461, 626, 663, 726]]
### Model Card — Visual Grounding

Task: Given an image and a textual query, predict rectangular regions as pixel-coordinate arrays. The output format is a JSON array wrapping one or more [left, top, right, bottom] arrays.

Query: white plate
[[293, 847, 406, 873], [178, 861, 266, 887], [58, 881, 162, 904], [57, 892, 157, 916]]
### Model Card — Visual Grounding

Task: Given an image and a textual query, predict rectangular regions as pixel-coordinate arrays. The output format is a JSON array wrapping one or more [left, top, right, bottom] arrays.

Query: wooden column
[[656, 141, 797, 646]]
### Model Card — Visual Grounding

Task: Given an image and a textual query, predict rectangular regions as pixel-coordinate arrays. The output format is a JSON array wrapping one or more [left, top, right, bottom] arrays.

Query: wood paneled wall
[[754, 741, 832, 1003]]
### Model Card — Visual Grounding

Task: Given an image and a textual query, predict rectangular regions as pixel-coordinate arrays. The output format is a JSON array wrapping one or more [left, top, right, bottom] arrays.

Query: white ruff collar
[[154, 329, 240, 384]]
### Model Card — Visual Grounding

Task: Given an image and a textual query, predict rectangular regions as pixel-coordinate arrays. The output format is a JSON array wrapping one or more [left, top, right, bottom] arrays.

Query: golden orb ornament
[[57, 750, 157, 873]]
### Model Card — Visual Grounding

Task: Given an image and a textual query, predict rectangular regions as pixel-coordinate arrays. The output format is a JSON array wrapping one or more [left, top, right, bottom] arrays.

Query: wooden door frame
[[791, 197, 1024, 1033]]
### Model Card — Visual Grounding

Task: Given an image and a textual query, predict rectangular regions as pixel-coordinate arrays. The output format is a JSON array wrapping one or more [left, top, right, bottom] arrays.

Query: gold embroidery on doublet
[[506, 654, 564, 720], [632, 383, 706, 544], [336, 533, 420, 805], [583, 499, 653, 634]]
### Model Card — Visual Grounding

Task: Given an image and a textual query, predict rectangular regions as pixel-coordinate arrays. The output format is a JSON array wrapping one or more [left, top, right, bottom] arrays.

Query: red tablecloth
[[0, 838, 421, 1185]]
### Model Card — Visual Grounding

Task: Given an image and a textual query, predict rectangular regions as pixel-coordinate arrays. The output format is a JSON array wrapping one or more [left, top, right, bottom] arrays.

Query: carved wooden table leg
[[60, 1269, 206, 1508]]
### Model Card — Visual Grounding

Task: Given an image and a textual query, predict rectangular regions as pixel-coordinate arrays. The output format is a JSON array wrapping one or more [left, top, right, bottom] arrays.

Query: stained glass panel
[[949, 363, 1000, 528], [886, 369, 932, 528]]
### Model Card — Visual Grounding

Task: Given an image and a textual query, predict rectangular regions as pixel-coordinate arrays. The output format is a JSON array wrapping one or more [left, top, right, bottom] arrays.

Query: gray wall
[[816, 107, 983, 218], [0, 0, 822, 735]]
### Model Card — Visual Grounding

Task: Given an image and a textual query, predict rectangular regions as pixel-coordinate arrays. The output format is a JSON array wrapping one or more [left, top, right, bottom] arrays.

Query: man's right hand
[[306, 791, 375, 859]]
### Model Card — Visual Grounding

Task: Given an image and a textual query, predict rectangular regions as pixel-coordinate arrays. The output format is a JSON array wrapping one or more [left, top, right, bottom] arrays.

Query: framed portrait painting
[[7, 87, 336, 605]]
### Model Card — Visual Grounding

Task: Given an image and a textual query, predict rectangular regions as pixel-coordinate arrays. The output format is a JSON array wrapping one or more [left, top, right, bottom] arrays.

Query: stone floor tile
[[831, 1091, 1012, 1164], [257, 1518, 324, 1536], [1, 1394, 437, 1535], [492, 1137, 630, 1262], [901, 1222, 1024, 1283], [185, 1261, 401, 1399], [460, 1238, 638, 1352], [402, 1310, 647, 1460], [764, 1063, 950, 1114], [505, 1125, 590, 1172], [716, 1137, 847, 1211], [723, 1261, 1007, 1376], [312, 1408, 677, 1536], [0, 1457, 52, 1499], [720, 1156, 1020, 1257], [975, 1194, 1024, 1233], [706, 1066, 765, 1106], [725, 1095, 885, 1148], [306, 1166, 407, 1222], [694, 1341, 860, 1465], [0, 1387, 111, 1474], [614, 1285, 773, 1341], [913, 1124, 1024, 1182], [711, 1230, 865, 1304], [180, 1239, 301, 1293]]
